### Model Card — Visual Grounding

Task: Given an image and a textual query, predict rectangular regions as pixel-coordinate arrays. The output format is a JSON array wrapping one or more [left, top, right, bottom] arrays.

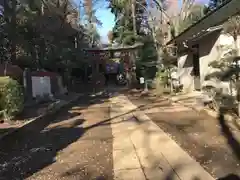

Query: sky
[[95, 5, 115, 44]]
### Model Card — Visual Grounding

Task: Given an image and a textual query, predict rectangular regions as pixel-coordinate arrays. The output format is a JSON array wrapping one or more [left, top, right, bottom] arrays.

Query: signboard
[[140, 77, 145, 84], [106, 63, 118, 74]]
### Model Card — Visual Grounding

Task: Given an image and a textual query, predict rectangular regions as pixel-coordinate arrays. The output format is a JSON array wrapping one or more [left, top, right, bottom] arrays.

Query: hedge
[[0, 77, 24, 120]]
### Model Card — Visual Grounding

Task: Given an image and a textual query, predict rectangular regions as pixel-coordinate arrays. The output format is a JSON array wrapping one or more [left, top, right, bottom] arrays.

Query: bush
[[155, 69, 169, 95], [156, 69, 168, 85], [0, 77, 24, 120]]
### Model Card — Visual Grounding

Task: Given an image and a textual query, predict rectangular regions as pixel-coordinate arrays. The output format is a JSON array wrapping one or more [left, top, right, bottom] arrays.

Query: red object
[[31, 71, 58, 77]]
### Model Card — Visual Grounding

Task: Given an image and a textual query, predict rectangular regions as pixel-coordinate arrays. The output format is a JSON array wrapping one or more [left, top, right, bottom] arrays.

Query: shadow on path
[[0, 91, 112, 179], [218, 108, 240, 161], [216, 108, 240, 180]]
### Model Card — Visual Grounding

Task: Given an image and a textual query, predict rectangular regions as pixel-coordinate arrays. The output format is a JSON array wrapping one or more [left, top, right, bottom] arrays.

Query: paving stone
[[113, 149, 141, 170], [114, 169, 145, 180], [173, 163, 215, 180], [110, 93, 214, 180], [136, 147, 163, 167], [113, 137, 133, 150], [143, 167, 180, 180]]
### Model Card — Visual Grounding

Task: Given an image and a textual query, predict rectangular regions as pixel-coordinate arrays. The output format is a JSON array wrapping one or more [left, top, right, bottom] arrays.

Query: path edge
[[0, 93, 83, 142]]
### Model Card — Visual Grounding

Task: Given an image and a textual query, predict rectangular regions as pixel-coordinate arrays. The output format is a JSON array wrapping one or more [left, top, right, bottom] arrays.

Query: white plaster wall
[[218, 34, 234, 47], [32, 76, 51, 98], [199, 32, 220, 86], [200, 33, 240, 95], [177, 53, 194, 92]]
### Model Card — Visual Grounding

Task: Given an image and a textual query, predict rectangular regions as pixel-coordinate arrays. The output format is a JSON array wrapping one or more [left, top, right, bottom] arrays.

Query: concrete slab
[[169, 162, 215, 180], [135, 147, 170, 170], [144, 106, 190, 113], [113, 137, 133, 150], [113, 149, 141, 170], [133, 114, 215, 180], [114, 169, 146, 180], [111, 117, 140, 129], [143, 167, 181, 180], [110, 94, 214, 180], [112, 127, 135, 138], [130, 126, 169, 149]]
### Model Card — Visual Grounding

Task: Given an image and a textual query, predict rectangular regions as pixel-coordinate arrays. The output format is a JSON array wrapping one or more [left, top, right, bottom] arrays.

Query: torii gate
[[84, 43, 143, 87]]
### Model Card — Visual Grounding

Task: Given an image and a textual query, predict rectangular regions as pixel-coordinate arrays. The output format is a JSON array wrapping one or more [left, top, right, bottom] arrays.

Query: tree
[[83, 0, 102, 47], [0, 0, 93, 79], [223, 15, 240, 115], [107, 30, 114, 44], [109, 0, 146, 45]]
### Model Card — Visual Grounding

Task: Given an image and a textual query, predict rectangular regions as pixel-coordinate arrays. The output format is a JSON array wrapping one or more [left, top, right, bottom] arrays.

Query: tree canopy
[[0, 0, 95, 76]]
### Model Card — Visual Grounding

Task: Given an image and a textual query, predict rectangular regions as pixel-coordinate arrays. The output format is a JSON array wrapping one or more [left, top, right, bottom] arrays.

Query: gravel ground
[[125, 90, 240, 179], [0, 93, 114, 180]]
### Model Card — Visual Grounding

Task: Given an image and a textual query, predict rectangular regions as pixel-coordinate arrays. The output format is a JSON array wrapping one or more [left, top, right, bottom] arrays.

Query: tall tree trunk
[[131, 0, 137, 87], [131, 0, 137, 35], [4, 0, 16, 65], [39, 2, 45, 69], [10, 0, 16, 64]]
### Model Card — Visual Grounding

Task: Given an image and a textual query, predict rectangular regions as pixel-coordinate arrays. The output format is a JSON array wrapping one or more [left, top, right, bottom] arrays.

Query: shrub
[[0, 77, 24, 120], [156, 69, 168, 85], [155, 69, 170, 95]]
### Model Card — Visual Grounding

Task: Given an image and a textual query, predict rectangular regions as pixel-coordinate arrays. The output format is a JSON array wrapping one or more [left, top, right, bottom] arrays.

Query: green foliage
[[112, 21, 140, 45], [135, 35, 158, 80], [203, 48, 239, 110], [109, 0, 147, 45], [109, 0, 158, 83], [0, 77, 24, 120], [1, 0, 93, 77], [156, 68, 168, 85], [154, 68, 170, 95]]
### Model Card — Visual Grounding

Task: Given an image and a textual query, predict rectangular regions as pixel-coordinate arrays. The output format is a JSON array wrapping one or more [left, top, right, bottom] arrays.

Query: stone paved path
[[109, 93, 214, 180], [0, 89, 225, 180]]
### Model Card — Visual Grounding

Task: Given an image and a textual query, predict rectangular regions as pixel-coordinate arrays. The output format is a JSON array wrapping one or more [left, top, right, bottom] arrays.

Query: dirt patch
[[0, 93, 114, 180], [0, 94, 78, 139]]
